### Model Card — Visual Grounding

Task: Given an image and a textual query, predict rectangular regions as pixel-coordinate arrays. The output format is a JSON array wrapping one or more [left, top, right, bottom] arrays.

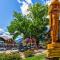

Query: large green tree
[[7, 3, 49, 45], [27, 3, 49, 45]]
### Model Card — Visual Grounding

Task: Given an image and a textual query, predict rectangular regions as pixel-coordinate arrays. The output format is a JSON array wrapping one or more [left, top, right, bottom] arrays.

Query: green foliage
[[24, 50, 34, 57], [0, 53, 22, 60], [8, 3, 49, 43], [7, 12, 24, 33], [29, 3, 48, 18], [24, 54, 45, 60]]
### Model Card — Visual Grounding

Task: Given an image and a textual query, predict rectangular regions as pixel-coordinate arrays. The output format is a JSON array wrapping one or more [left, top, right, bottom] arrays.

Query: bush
[[0, 53, 22, 60], [24, 50, 34, 58]]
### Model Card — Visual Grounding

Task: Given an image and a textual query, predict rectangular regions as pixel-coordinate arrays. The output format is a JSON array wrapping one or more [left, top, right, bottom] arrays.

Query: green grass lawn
[[24, 54, 45, 60]]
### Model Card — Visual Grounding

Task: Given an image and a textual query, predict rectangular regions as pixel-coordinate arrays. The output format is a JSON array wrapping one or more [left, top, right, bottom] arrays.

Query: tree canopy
[[7, 3, 49, 42]]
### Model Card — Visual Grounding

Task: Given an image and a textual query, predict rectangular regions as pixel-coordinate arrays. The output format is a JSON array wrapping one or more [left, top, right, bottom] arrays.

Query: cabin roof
[[0, 35, 12, 41]]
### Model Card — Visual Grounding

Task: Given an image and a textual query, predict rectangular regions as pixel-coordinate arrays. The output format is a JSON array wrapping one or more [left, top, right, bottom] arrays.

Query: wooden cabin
[[0, 35, 16, 49]]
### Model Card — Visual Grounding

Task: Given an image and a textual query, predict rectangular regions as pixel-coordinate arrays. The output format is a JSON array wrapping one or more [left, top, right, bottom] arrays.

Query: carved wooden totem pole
[[47, 0, 60, 60]]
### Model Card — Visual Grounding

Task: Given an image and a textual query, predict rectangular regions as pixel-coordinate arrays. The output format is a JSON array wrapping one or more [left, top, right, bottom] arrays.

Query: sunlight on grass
[[24, 54, 45, 60]]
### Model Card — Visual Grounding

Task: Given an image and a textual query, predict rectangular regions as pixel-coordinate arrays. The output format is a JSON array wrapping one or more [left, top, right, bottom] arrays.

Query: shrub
[[24, 50, 34, 58], [0, 53, 22, 60]]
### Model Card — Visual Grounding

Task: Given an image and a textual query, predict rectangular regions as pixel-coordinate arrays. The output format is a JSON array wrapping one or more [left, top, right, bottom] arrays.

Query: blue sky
[[0, 0, 47, 31], [0, 0, 20, 31]]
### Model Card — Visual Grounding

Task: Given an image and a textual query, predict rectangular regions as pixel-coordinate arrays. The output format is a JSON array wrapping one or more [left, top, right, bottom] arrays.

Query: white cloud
[[0, 28, 12, 38], [17, 0, 32, 15], [20, 1, 30, 15], [0, 28, 4, 32], [25, 0, 32, 4], [0, 28, 4, 35], [0, 28, 10, 35], [17, 0, 21, 3]]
